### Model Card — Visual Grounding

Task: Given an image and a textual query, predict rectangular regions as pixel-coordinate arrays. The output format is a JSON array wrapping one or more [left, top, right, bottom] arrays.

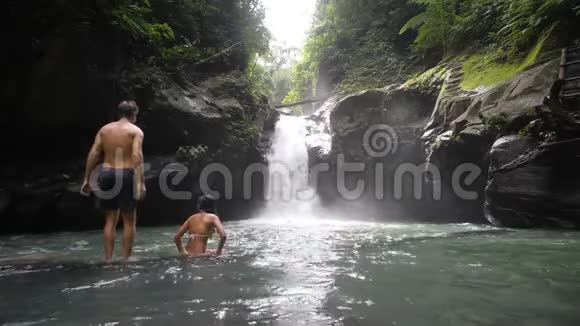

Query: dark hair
[[118, 100, 139, 118], [197, 195, 217, 214]]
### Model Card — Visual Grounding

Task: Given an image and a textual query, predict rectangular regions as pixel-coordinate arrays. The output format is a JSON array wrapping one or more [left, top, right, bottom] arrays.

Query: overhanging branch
[[274, 96, 329, 109]]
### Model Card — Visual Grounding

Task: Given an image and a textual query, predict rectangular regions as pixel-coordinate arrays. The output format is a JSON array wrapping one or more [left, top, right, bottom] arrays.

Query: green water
[[1, 219, 579, 325]]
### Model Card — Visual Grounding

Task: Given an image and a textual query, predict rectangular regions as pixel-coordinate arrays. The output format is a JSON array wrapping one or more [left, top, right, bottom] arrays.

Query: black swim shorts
[[96, 168, 137, 210]]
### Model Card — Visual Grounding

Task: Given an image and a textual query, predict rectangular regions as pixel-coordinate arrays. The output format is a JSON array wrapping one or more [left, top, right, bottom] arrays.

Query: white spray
[[259, 115, 320, 219]]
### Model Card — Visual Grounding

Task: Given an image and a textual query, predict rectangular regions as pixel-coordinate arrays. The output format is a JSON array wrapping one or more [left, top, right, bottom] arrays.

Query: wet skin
[[174, 212, 227, 257]]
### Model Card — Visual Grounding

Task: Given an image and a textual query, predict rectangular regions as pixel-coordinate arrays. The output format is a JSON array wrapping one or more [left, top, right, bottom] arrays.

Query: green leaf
[[399, 13, 427, 35]]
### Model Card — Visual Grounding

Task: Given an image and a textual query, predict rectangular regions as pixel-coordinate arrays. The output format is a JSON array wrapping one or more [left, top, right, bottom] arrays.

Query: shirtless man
[[81, 100, 145, 263], [174, 196, 227, 257]]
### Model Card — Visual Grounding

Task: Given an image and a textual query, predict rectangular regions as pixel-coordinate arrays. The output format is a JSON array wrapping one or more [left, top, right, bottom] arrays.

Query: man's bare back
[[99, 120, 144, 170], [174, 211, 227, 257]]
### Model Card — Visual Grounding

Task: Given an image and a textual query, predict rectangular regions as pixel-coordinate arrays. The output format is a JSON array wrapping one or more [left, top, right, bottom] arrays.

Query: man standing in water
[[174, 196, 227, 257], [81, 100, 145, 263]]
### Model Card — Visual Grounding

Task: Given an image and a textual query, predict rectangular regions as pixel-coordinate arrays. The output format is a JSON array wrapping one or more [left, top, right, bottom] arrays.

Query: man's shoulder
[[129, 123, 144, 137], [116, 121, 143, 137], [99, 122, 116, 133]]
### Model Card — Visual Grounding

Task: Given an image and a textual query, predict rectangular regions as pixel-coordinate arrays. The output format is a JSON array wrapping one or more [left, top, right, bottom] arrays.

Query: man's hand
[[80, 179, 92, 197], [136, 183, 146, 201], [83, 130, 103, 197]]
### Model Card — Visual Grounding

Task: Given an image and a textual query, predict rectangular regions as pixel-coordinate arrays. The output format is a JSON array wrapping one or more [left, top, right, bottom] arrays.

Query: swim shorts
[[96, 168, 137, 210]]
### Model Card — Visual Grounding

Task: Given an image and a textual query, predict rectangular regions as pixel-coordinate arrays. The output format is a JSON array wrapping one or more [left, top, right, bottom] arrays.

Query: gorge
[[2, 1, 580, 325]]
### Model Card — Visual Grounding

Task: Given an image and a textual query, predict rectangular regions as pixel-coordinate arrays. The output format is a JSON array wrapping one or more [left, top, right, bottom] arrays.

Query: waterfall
[[259, 115, 320, 218]]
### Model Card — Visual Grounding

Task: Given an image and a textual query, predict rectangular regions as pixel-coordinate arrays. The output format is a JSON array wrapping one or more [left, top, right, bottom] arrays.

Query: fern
[[401, 0, 579, 59], [110, 1, 174, 43], [399, 13, 426, 35]]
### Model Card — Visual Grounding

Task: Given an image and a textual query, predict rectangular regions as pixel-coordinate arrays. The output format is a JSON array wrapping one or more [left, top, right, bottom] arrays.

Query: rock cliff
[[307, 58, 580, 227], [0, 71, 278, 234]]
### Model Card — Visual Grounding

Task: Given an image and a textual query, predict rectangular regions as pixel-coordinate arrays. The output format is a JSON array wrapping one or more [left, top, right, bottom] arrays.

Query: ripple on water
[[2, 318, 59, 325], [61, 273, 138, 293]]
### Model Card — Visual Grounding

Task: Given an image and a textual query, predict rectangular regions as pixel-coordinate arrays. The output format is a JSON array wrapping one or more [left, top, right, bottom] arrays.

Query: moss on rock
[[460, 33, 549, 90]]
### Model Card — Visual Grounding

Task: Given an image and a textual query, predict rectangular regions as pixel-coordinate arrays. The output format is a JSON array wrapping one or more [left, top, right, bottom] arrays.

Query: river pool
[[1, 219, 580, 325]]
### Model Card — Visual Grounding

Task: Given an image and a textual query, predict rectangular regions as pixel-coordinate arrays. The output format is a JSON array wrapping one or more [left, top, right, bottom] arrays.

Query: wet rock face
[[419, 58, 580, 227], [422, 132, 491, 223], [310, 57, 580, 226], [140, 81, 229, 153], [315, 86, 434, 163], [0, 73, 278, 234], [328, 89, 386, 161], [306, 86, 466, 221], [485, 136, 580, 228]]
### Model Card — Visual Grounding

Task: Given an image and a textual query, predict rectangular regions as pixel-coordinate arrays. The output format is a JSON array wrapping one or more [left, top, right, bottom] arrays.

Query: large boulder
[[199, 72, 279, 131], [485, 136, 580, 228], [122, 71, 230, 154], [142, 83, 229, 153], [308, 85, 433, 163], [305, 86, 476, 221], [426, 59, 560, 140]]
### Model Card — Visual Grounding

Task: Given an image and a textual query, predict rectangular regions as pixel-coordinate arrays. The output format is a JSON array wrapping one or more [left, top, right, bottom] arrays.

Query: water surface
[[1, 219, 580, 326]]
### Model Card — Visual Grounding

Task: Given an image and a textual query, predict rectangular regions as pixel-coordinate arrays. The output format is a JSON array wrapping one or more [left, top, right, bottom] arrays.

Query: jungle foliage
[[286, 0, 580, 101], [4, 0, 275, 152], [401, 0, 580, 59], [284, 0, 420, 102], [134, 0, 270, 77], [14, 0, 271, 81], [403, 0, 580, 89]]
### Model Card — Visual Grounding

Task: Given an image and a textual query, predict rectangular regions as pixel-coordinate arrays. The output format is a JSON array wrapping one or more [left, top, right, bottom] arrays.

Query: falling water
[[260, 115, 320, 218]]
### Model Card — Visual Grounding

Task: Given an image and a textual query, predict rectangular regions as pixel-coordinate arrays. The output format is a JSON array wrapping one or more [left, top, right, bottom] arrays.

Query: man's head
[[118, 100, 139, 122]]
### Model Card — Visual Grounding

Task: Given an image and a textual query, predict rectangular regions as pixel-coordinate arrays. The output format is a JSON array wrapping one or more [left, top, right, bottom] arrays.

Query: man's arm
[[212, 216, 227, 256], [174, 219, 190, 256], [81, 130, 103, 195], [132, 129, 145, 200]]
